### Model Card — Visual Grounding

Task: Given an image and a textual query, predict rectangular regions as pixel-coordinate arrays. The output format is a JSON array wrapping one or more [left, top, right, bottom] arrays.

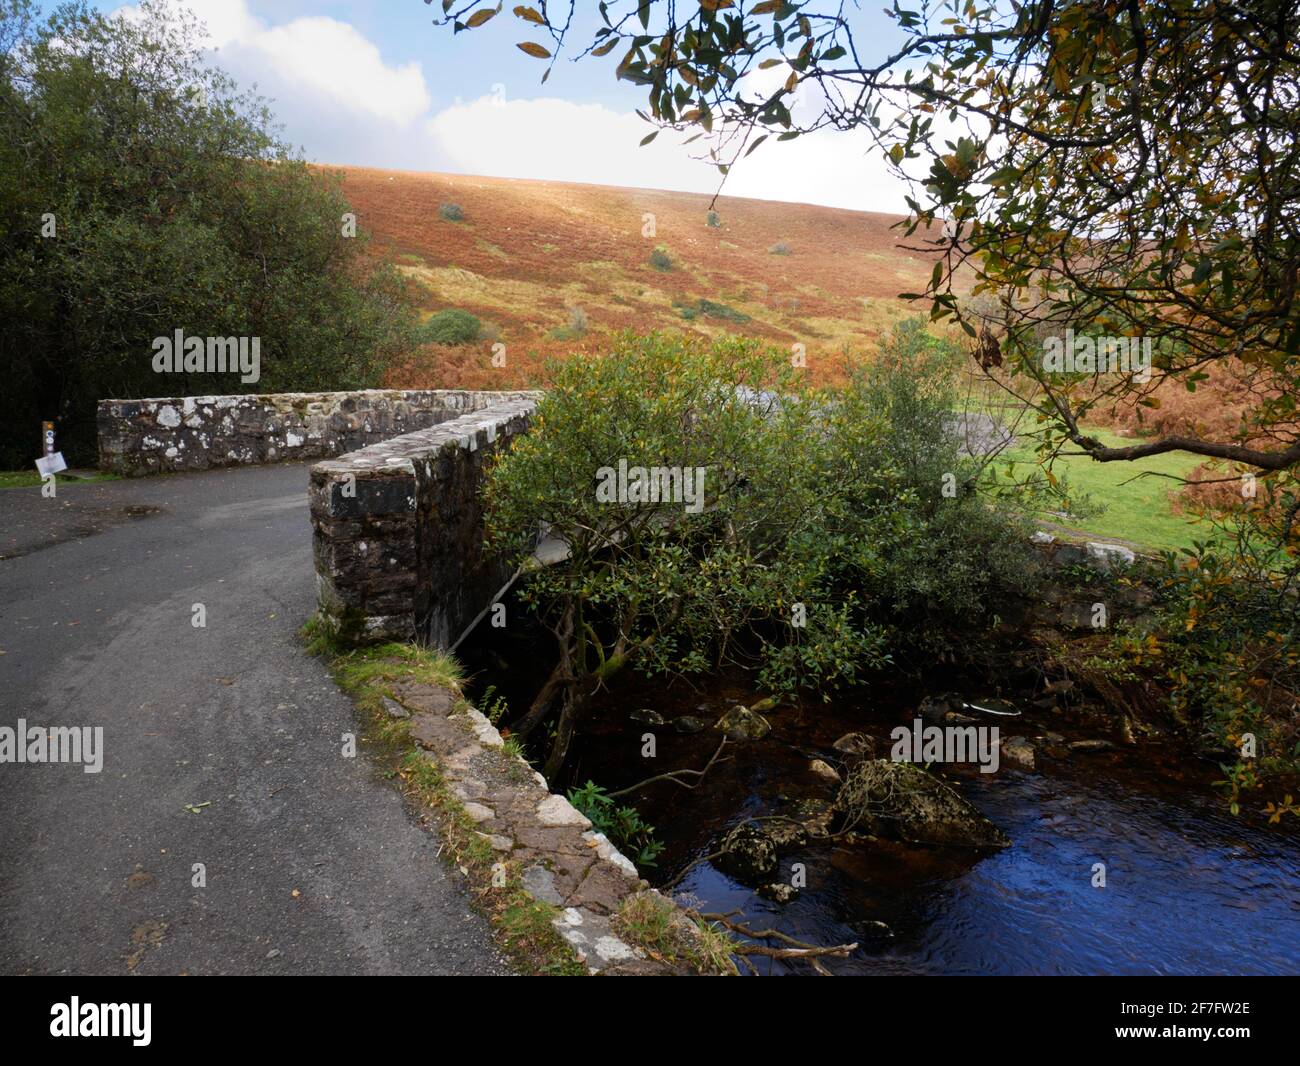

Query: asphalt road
[[0, 464, 510, 975]]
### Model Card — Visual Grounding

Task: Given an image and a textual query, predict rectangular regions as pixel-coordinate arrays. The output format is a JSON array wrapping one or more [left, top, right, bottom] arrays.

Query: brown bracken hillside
[[332, 165, 947, 389], [334, 165, 1249, 475]]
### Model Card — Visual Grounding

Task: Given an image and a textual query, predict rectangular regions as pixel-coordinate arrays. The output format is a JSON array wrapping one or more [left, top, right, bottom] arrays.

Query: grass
[[992, 426, 1214, 552], [321, 636, 465, 710], [673, 297, 753, 324], [614, 892, 739, 975], [0, 469, 118, 489], [300, 619, 587, 975]]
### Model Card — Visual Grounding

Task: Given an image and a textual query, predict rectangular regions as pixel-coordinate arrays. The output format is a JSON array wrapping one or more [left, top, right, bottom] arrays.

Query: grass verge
[[0, 469, 119, 489], [614, 892, 739, 975], [301, 617, 586, 976], [304, 617, 733, 974]]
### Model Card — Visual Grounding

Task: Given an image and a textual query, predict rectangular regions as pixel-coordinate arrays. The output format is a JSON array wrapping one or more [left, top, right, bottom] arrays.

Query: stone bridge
[[98, 388, 540, 648]]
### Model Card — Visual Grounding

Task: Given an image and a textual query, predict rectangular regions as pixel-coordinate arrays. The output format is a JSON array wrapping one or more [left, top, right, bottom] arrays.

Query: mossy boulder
[[715, 823, 777, 884], [832, 760, 1010, 848], [714, 704, 771, 740]]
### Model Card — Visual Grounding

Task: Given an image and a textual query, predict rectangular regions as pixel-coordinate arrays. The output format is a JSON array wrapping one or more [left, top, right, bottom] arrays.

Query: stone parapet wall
[[97, 389, 537, 476], [309, 396, 539, 647]]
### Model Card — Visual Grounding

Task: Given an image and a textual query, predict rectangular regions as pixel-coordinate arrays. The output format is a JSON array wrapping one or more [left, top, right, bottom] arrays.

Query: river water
[[567, 679, 1300, 976], [672, 764, 1300, 975], [462, 624, 1300, 975]]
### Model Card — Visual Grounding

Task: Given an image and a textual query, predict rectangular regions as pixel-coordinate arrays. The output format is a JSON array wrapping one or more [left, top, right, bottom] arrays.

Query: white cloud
[[426, 94, 911, 213], [118, 0, 430, 125], [250, 17, 430, 124], [427, 96, 708, 193], [114, 1, 913, 213], [175, 0, 258, 49]]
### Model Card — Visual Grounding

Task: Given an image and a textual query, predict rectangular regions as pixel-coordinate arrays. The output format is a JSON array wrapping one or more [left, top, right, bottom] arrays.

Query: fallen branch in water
[[606, 737, 730, 799], [691, 909, 858, 974]]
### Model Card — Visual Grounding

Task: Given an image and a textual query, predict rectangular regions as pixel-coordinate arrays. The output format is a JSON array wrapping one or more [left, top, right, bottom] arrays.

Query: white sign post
[[36, 452, 67, 478], [36, 421, 66, 478]]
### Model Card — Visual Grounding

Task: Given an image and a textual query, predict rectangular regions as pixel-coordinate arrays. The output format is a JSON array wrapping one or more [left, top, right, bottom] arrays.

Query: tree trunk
[[542, 684, 585, 783], [509, 659, 567, 739], [507, 604, 574, 739]]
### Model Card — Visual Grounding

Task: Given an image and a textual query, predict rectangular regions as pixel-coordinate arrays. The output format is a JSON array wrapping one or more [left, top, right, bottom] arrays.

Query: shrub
[[706, 210, 721, 228], [649, 245, 673, 271], [696, 298, 750, 323], [483, 322, 1034, 775], [673, 298, 750, 323], [548, 304, 588, 341], [421, 309, 481, 345], [817, 317, 1038, 664], [567, 781, 664, 867], [768, 241, 792, 255], [1112, 492, 1300, 816], [439, 202, 465, 222]]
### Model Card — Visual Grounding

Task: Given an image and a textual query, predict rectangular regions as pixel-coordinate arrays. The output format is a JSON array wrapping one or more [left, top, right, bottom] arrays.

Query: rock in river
[[715, 823, 778, 884], [1070, 738, 1116, 753], [832, 732, 876, 759], [766, 819, 808, 850], [832, 760, 1010, 848], [917, 695, 978, 726], [758, 883, 799, 904], [1000, 736, 1036, 772], [714, 704, 771, 740], [809, 758, 842, 784], [790, 798, 834, 837]]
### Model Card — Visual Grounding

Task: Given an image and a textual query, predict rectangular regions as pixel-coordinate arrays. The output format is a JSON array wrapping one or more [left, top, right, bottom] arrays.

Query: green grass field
[[991, 427, 1216, 553]]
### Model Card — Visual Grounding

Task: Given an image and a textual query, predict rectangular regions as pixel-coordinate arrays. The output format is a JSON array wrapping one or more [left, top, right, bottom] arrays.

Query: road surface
[[0, 464, 509, 975]]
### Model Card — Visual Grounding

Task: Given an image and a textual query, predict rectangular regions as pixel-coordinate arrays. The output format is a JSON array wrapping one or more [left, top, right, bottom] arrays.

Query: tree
[[483, 327, 1032, 780], [484, 332, 880, 778], [433, 0, 1300, 478], [0, 0, 417, 467]]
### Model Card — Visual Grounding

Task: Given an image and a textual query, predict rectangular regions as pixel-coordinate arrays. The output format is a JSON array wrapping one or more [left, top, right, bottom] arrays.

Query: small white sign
[[36, 452, 67, 478]]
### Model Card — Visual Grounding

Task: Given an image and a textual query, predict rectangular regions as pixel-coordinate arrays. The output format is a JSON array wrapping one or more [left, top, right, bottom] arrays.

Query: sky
[[98, 0, 914, 212]]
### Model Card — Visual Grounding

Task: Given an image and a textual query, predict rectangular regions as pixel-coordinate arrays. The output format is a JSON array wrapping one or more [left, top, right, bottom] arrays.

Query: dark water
[[673, 766, 1300, 975], [461, 622, 1300, 976]]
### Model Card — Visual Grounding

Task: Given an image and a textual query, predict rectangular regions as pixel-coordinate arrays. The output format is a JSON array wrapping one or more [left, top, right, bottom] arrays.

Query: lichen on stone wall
[[97, 388, 538, 477], [308, 396, 538, 650]]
